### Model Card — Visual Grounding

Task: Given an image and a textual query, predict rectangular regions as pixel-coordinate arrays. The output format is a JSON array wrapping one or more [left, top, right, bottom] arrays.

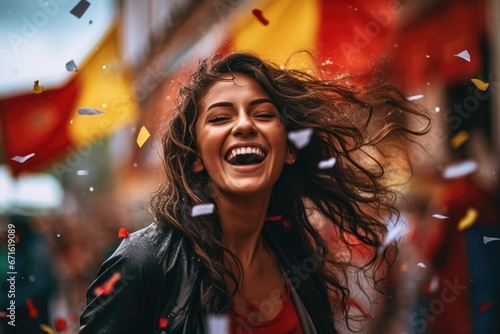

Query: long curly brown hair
[[150, 51, 430, 329]]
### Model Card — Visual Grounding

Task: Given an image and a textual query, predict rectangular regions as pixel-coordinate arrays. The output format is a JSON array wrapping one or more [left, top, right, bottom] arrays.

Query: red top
[[229, 281, 303, 334]]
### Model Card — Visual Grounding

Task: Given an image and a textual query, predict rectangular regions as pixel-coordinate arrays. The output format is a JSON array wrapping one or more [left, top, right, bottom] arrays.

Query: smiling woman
[[80, 52, 430, 333]]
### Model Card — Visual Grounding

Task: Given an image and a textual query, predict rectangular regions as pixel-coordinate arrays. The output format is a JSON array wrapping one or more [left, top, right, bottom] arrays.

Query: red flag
[[0, 78, 81, 175]]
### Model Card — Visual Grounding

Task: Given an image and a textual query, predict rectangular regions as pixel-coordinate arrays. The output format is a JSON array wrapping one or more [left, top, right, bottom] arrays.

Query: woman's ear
[[192, 157, 205, 173], [285, 143, 297, 165]]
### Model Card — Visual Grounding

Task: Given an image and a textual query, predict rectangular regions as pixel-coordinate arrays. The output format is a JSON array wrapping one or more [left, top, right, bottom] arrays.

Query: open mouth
[[226, 147, 266, 166]]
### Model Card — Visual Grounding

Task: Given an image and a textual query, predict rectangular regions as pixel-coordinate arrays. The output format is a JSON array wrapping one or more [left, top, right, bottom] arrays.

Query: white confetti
[[89, 186, 94, 192], [191, 203, 215, 217], [65, 59, 78, 71], [76, 170, 89, 176], [442, 160, 478, 179], [78, 108, 104, 115], [288, 128, 313, 149], [318, 157, 337, 169], [383, 219, 409, 247], [206, 314, 229, 334], [429, 275, 439, 293], [11, 153, 35, 163], [435, 107, 440, 112], [432, 214, 450, 220], [483, 236, 500, 244], [454, 50, 471, 62], [416, 262, 427, 268], [406, 94, 424, 101]]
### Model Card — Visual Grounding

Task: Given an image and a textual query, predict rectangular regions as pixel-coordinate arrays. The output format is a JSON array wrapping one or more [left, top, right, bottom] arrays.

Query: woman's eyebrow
[[248, 98, 274, 106], [206, 98, 274, 112], [207, 101, 233, 111]]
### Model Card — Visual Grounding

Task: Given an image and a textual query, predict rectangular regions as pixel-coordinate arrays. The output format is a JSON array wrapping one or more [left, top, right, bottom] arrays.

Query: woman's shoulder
[[101, 222, 198, 281], [114, 222, 195, 263]]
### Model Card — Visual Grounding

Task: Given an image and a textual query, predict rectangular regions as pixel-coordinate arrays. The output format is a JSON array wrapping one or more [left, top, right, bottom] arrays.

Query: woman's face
[[194, 73, 295, 198]]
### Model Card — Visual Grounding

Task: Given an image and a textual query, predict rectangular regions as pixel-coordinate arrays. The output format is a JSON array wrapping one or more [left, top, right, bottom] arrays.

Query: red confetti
[[26, 298, 39, 318], [93, 272, 122, 296], [0, 311, 7, 318], [252, 9, 269, 26], [118, 227, 129, 238], [479, 300, 493, 313], [70, 313, 79, 323], [159, 317, 168, 328], [283, 220, 292, 229], [264, 215, 282, 221], [54, 317, 68, 332], [247, 301, 260, 313]]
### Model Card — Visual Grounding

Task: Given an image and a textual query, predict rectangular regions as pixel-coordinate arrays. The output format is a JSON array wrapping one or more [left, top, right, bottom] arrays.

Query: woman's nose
[[232, 112, 257, 137]]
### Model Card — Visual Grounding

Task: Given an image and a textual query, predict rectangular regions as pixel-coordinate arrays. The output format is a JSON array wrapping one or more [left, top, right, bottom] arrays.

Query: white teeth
[[226, 146, 266, 161]]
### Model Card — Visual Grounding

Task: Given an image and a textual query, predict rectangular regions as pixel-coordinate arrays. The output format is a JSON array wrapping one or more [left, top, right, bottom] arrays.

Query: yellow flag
[[69, 26, 138, 148]]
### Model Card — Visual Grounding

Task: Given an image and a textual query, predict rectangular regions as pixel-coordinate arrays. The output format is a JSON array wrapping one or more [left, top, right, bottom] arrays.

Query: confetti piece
[[70, 0, 90, 19], [26, 298, 39, 318], [78, 108, 104, 115], [416, 262, 427, 268], [11, 153, 35, 163], [93, 272, 122, 296], [76, 170, 89, 176], [442, 160, 477, 179], [429, 275, 439, 293], [159, 318, 168, 328], [136, 126, 151, 148], [288, 128, 313, 149], [406, 94, 424, 101], [450, 130, 469, 149], [454, 50, 471, 62], [479, 300, 493, 313], [33, 80, 44, 94], [283, 220, 291, 229], [191, 203, 215, 217], [40, 324, 55, 334], [432, 214, 450, 219], [483, 236, 500, 244], [70, 313, 79, 323], [118, 227, 130, 238], [471, 78, 489, 91], [457, 207, 478, 231], [54, 317, 68, 332], [0, 311, 7, 318], [206, 314, 229, 334], [252, 9, 269, 25], [65, 59, 78, 72], [247, 302, 260, 312], [383, 220, 409, 246], [318, 157, 336, 169]]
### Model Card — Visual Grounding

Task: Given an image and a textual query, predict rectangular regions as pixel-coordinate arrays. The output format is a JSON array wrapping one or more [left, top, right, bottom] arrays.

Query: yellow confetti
[[457, 207, 478, 231], [33, 80, 44, 94], [470, 78, 489, 91], [39, 324, 55, 334], [450, 130, 469, 149], [136, 126, 150, 148]]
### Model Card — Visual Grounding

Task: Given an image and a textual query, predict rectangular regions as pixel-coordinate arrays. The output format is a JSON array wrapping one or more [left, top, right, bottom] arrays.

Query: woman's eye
[[256, 113, 276, 119], [208, 115, 230, 123]]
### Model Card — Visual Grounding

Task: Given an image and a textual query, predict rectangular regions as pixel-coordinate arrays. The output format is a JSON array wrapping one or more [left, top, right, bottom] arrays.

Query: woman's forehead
[[199, 73, 270, 109]]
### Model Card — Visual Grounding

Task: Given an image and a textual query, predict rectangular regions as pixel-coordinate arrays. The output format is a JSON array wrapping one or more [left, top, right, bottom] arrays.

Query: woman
[[80, 52, 430, 333]]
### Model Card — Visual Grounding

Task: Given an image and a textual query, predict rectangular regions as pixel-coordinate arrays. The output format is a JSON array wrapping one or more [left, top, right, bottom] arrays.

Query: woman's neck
[[214, 191, 271, 267]]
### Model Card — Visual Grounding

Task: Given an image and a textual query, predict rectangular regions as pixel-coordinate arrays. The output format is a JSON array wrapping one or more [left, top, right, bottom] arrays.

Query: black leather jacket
[[80, 219, 336, 333]]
